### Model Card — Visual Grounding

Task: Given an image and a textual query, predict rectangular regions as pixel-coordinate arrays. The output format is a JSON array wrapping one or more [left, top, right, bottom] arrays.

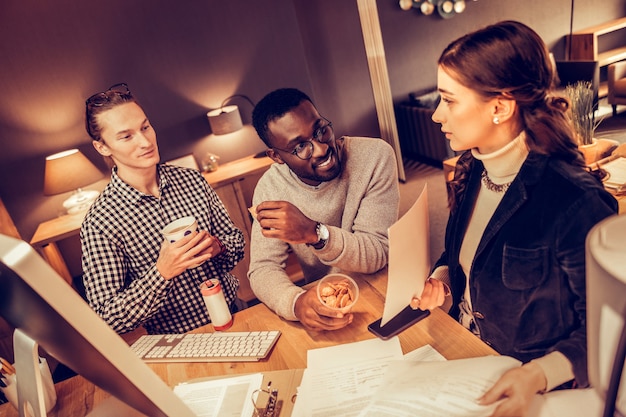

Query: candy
[[319, 280, 355, 308]]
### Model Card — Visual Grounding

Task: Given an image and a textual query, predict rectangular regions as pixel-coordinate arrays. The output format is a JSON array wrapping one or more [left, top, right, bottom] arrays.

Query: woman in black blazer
[[413, 20, 618, 417]]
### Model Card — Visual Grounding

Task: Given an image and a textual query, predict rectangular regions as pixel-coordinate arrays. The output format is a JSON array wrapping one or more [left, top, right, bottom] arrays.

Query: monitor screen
[[0, 234, 195, 416], [586, 214, 626, 415]]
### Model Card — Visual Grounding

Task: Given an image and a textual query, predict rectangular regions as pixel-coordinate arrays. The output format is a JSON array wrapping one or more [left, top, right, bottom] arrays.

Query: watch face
[[318, 223, 330, 241]]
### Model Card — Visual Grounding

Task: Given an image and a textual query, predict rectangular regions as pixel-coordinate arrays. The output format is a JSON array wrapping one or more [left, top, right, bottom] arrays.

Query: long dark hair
[[439, 21, 588, 211]]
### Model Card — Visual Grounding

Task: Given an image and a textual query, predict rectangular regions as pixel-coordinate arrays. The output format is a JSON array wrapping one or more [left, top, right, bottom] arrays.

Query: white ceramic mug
[[162, 216, 198, 243]]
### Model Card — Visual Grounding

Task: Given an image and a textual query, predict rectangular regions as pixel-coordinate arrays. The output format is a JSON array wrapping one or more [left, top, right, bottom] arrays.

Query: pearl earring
[[493, 116, 500, 125]]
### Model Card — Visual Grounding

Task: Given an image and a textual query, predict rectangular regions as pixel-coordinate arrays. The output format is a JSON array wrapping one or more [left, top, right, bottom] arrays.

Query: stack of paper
[[291, 337, 521, 417], [602, 157, 626, 193], [173, 373, 262, 417]]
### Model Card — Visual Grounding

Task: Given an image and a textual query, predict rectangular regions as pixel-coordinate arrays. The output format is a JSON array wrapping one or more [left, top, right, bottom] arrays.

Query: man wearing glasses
[[249, 88, 400, 331]]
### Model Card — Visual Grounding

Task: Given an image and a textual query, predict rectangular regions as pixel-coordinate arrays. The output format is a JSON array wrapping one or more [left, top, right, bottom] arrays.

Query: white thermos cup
[[200, 279, 233, 331]]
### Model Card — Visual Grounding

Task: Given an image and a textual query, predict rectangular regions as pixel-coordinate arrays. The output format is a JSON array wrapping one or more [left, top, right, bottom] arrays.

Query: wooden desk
[[0, 269, 495, 416], [29, 155, 274, 297], [30, 212, 85, 284]]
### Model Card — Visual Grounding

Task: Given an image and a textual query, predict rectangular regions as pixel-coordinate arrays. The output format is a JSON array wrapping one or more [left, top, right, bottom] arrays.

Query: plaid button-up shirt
[[80, 164, 244, 334]]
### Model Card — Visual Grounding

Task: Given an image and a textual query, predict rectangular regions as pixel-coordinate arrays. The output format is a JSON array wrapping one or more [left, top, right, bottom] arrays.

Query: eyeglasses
[[86, 83, 132, 106], [273, 119, 334, 160]]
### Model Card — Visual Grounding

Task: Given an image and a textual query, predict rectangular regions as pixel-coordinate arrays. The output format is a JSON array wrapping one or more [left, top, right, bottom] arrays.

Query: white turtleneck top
[[460, 131, 529, 308]]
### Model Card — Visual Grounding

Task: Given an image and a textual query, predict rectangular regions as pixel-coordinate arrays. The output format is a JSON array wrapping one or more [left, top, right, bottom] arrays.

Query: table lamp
[[207, 105, 243, 135], [206, 94, 256, 135], [43, 149, 104, 214]]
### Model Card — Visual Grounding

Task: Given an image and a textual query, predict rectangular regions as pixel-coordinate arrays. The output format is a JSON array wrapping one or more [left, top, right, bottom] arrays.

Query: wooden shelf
[[598, 46, 626, 67], [566, 17, 626, 66], [568, 16, 626, 37]]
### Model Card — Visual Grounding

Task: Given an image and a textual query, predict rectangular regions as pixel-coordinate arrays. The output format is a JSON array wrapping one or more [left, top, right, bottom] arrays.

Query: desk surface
[[152, 270, 495, 385], [201, 153, 272, 189], [0, 269, 495, 416]]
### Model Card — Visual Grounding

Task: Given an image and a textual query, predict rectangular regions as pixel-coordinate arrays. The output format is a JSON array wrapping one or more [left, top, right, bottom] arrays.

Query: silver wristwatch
[[309, 222, 329, 250]]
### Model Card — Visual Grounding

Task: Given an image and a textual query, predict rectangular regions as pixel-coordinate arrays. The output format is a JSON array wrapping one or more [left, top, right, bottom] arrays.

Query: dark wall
[[379, 0, 626, 100], [0, 0, 624, 240], [0, 0, 312, 239]]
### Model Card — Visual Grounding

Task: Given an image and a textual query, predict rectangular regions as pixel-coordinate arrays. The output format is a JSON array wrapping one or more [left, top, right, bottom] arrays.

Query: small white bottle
[[200, 279, 233, 331]]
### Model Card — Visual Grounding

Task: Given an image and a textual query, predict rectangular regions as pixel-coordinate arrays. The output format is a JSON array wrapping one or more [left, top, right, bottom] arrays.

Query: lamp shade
[[207, 105, 243, 135], [44, 149, 103, 196]]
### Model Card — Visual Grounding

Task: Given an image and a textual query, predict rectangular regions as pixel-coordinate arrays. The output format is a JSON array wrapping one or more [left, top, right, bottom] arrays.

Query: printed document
[[292, 337, 404, 417], [358, 355, 521, 417], [173, 372, 262, 417]]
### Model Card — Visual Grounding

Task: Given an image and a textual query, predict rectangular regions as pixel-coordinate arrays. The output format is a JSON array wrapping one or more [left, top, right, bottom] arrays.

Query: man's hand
[[156, 230, 214, 279], [256, 201, 318, 244], [294, 287, 354, 331], [410, 277, 449, 311], [478, 362, 547, 417]]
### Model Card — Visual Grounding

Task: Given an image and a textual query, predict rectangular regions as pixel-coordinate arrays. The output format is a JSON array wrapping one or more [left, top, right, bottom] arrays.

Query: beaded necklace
[[481, 169, 511, 193]]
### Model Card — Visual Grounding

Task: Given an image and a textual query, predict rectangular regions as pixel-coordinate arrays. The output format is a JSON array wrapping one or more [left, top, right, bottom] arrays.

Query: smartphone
[[367, 305, 430, 340]]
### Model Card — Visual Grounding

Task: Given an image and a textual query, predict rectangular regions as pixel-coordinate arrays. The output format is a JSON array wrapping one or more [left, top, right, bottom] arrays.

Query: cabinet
[[202, 155, 274, 302], [566, 17, 626, 97]]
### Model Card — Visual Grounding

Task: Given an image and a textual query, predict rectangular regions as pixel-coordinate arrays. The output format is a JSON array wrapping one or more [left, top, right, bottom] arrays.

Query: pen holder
[[0, 357, 57, 413]]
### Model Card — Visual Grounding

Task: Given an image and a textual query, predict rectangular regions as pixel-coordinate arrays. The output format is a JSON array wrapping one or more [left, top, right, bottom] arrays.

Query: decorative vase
[[579, 139, 599, 165], [580, 138, 620, 165]]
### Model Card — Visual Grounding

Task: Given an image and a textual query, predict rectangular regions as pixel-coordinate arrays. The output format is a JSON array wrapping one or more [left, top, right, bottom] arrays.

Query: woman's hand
[[479, 362, 547, 417], [410, 278, 449, 311]]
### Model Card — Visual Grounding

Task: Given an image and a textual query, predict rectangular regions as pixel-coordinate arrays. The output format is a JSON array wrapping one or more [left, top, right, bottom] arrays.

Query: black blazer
[[436, 151, 618, 387]]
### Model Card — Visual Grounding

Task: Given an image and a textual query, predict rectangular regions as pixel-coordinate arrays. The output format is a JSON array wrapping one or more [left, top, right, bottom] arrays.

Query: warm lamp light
[[44, 149, 104, 214], [206, 94, 256, 136], [207, 105, 243, 135]]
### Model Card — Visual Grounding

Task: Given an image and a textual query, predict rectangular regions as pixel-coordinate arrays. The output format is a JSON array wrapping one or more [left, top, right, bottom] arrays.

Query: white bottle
[[200, 279, 233, 331]]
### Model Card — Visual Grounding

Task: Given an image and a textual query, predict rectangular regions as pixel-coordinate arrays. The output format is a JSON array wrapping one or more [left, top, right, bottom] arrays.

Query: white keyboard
[[129, 330, 281, 363]]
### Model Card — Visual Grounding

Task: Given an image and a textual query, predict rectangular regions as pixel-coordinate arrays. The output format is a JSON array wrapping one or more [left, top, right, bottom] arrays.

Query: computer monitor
[[586, 214, 626, 416], [0, 234, 195, 416]]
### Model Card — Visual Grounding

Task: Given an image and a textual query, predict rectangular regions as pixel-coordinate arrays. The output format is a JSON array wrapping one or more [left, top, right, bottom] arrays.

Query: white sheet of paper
[[173, 373, 263, 417], [292, 338, 405, 417], [358, 355, 521, 417], [382, 184, 430, 326], [296, 357, 396, 417], [403, 343, 446, 362], [528, 388, 603, 417], [307, 336, 403, 369]]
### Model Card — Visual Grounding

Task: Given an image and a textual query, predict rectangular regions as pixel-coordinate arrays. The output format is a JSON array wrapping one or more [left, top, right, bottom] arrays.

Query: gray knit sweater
[[248, 136, 400, 320]]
